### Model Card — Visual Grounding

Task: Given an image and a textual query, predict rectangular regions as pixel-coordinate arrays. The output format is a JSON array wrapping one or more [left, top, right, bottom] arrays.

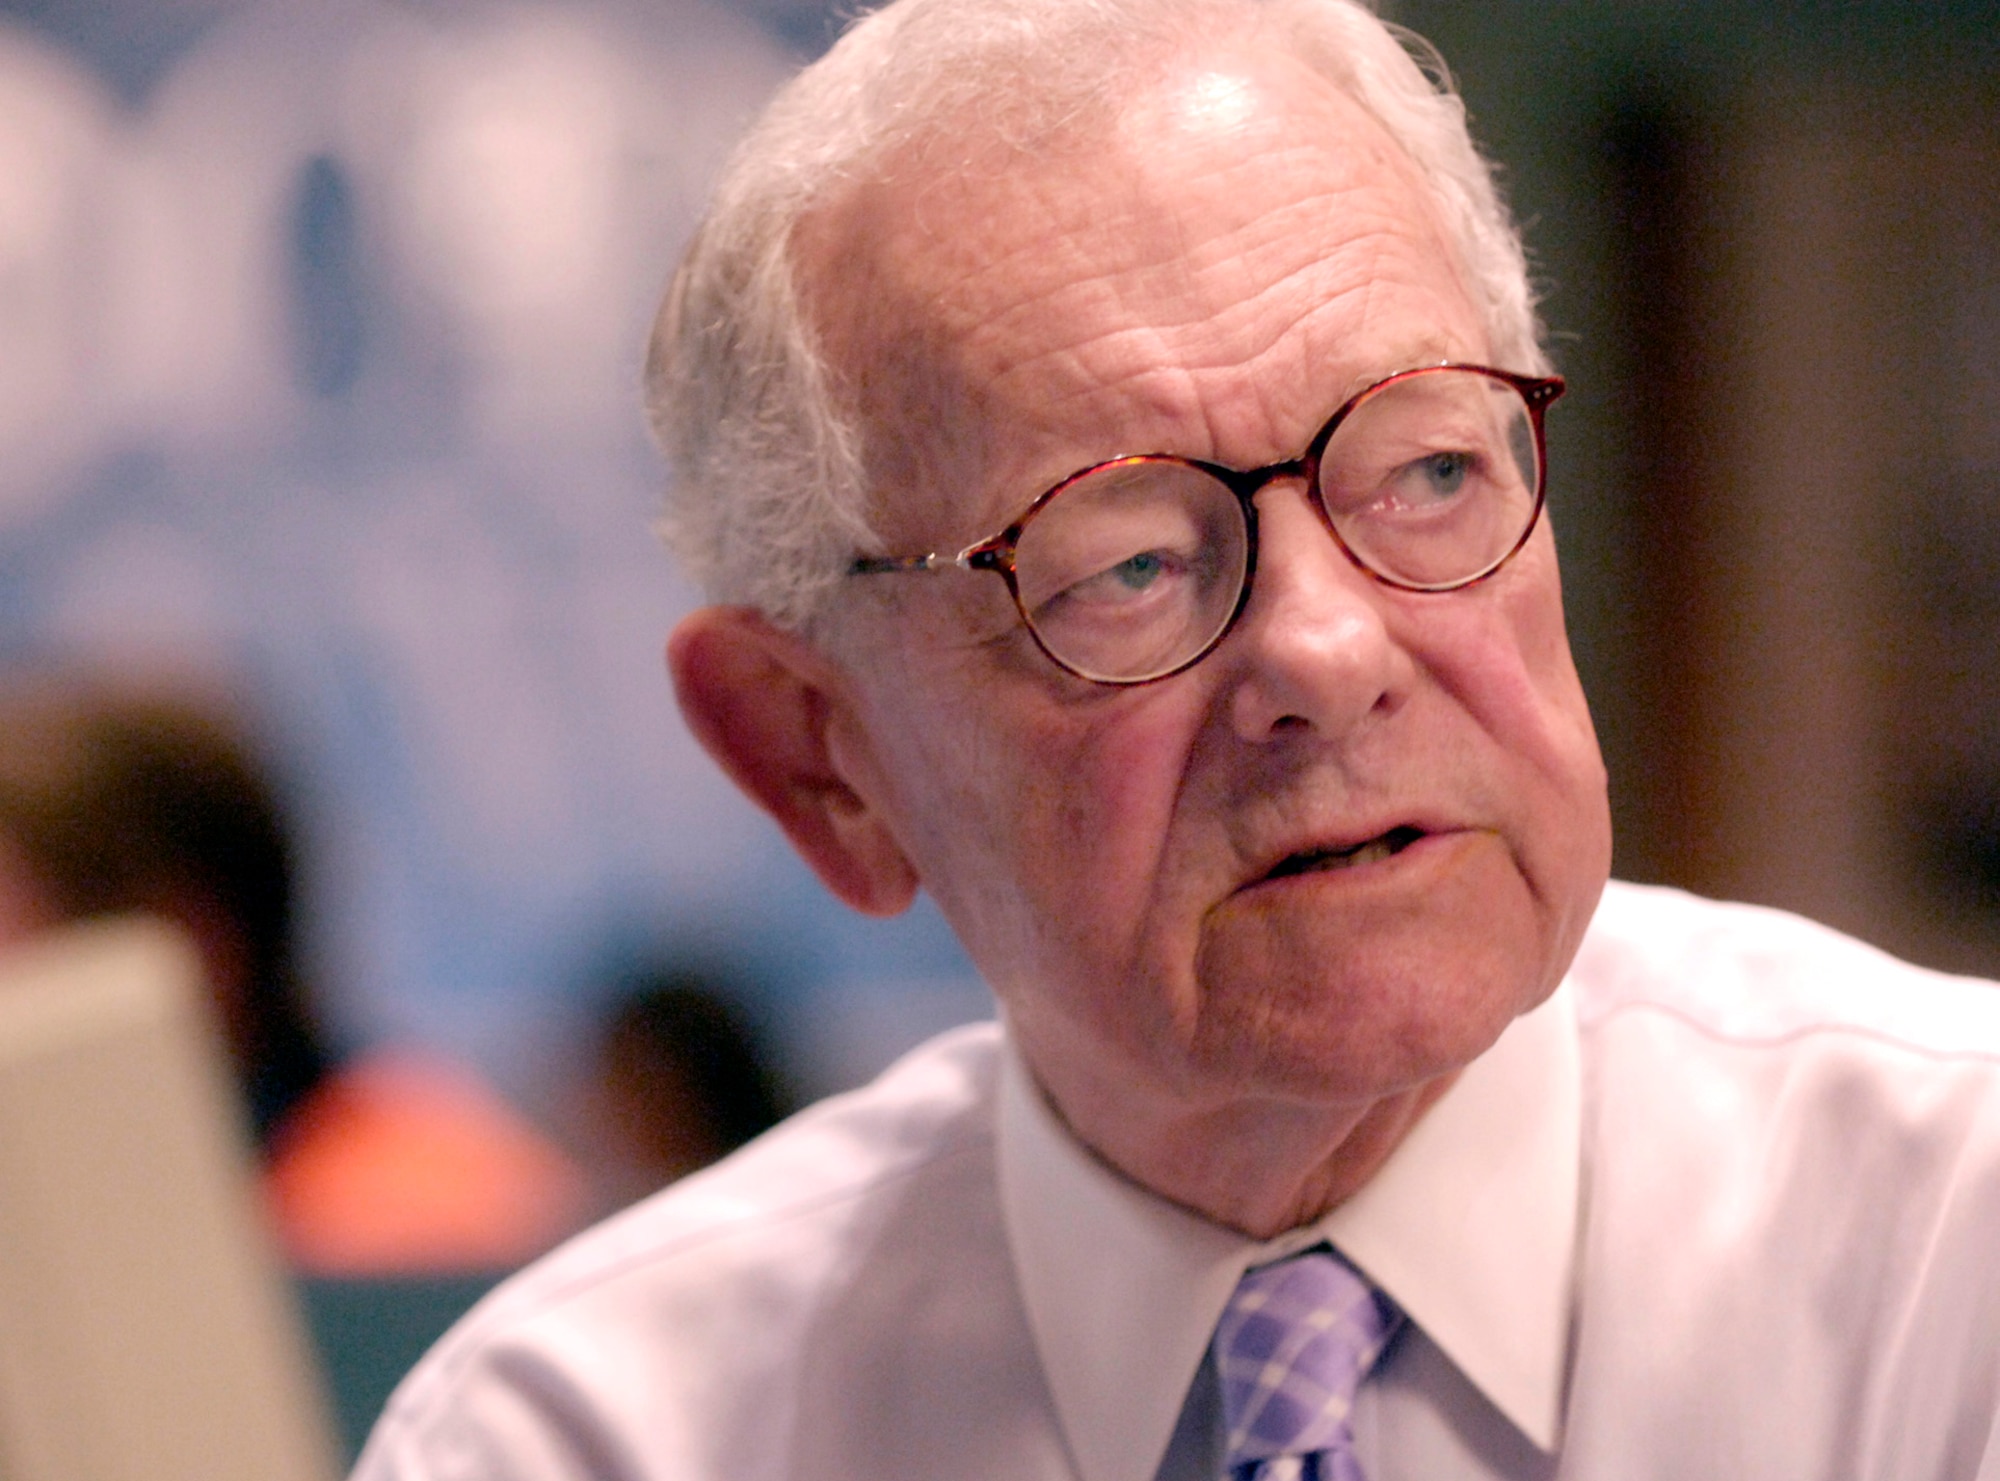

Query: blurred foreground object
[[0, 672, 326, 1139], [0, 671, 592, 1456], [0, 916, 338, 1481], [0, 672, 589, 1275]]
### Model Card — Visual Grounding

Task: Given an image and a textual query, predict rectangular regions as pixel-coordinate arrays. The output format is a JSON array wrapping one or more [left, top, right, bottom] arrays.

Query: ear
[[668, 607, 919, 918]]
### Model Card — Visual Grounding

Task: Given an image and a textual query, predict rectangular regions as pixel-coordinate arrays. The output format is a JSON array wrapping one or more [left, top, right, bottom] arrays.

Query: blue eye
[[1415, 451, 1472, 496], [1111, 551, 1166, 589]]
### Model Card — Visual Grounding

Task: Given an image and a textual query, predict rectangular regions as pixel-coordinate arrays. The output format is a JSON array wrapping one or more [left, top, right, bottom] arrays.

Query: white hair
[[646, 0, 1546, 631]]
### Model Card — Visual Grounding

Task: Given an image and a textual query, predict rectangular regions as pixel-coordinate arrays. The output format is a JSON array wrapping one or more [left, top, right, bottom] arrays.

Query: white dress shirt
[[352, 882, 2000, 1480]]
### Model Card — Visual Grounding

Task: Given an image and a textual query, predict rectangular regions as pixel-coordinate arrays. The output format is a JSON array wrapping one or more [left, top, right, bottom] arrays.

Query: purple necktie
[[1212, 1247, 1402, 1481]]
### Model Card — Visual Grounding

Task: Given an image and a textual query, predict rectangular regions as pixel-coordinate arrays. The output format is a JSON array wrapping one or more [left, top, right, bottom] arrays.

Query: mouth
[[1261, 825, 1428, 882]]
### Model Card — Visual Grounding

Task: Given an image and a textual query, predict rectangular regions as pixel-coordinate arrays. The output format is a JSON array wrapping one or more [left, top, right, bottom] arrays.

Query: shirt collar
[[997, 981, 1581, 1481]]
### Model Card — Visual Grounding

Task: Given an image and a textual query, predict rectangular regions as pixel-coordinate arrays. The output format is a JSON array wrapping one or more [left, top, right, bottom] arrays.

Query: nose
[[1224, 479, 1405, 743]]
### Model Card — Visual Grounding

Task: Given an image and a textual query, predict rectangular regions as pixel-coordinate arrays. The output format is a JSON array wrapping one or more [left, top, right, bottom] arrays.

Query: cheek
[[1421, 543, 1603, 806], [893, 670, 1205, 986], [1010, 689, 1199, 927], [1400, 547, 1611, 927]]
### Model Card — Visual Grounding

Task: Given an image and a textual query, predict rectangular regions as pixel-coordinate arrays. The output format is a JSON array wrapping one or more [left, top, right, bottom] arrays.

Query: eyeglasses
[[849, 363, 1564, 686]]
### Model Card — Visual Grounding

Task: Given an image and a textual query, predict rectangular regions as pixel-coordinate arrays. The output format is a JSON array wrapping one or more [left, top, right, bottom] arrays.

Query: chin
[[1184, 840, 1560, 1096], [1187, 905, 1551, 1104]]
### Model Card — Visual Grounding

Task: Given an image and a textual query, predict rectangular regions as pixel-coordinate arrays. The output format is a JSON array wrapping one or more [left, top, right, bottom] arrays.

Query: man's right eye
[[1044, 547, 1187, 612], [1101, 550, 1170, 592]]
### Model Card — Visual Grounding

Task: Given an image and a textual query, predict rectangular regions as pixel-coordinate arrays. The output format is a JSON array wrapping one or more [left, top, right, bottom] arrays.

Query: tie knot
[[1213, 1248, 1401, 1474]]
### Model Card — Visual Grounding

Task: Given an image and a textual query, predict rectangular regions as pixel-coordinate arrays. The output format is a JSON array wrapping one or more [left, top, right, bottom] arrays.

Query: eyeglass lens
[[1008, 367, 1543, 683]]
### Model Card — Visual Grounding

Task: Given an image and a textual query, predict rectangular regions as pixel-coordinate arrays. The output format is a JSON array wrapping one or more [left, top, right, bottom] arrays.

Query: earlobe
[[667, 607, 919, 918]]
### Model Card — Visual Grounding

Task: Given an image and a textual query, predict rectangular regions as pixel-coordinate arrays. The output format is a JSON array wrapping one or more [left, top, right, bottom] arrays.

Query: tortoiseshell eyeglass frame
[[849, 364, 1566, 686]]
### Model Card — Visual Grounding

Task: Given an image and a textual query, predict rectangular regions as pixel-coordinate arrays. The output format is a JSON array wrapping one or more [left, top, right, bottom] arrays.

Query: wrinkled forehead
[[793, 46, 1472, 545]]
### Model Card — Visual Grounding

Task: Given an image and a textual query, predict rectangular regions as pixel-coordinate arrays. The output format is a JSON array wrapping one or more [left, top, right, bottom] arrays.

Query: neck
[[1032, 1064, 1459, 1240]]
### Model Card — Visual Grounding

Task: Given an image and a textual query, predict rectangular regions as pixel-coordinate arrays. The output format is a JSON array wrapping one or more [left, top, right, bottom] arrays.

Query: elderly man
[[354, 0, 2000, 1475]]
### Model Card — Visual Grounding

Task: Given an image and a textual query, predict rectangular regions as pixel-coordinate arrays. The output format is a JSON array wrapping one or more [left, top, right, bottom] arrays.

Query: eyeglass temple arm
[[851, 553, 954, 575], [849, 546, 1000, 576]]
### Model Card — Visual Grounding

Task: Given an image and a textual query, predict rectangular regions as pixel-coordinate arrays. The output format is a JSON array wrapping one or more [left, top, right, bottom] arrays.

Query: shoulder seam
[[1582, 997, 2000, 1069]]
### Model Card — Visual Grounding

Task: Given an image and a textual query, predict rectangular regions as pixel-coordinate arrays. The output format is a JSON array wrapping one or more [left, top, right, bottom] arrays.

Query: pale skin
[[671, 46, 1612, 1238]]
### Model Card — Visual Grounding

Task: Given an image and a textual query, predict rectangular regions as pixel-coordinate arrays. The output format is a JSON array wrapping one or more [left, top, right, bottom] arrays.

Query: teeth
[[1268, 826, 1421, 880], [1308, 837, 1389, 872], [1346, 837, 1395, 867]]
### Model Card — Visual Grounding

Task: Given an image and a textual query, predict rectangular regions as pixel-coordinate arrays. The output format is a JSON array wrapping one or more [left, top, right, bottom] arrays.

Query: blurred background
[[1394, 1, 2000, 983], [0, 0, 985, 1126], [0, 0, 1995, 1456]]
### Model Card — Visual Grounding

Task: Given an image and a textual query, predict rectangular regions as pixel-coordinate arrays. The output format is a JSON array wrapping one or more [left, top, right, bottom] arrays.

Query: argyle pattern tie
[[1212, 1247, 1402, 1481]]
